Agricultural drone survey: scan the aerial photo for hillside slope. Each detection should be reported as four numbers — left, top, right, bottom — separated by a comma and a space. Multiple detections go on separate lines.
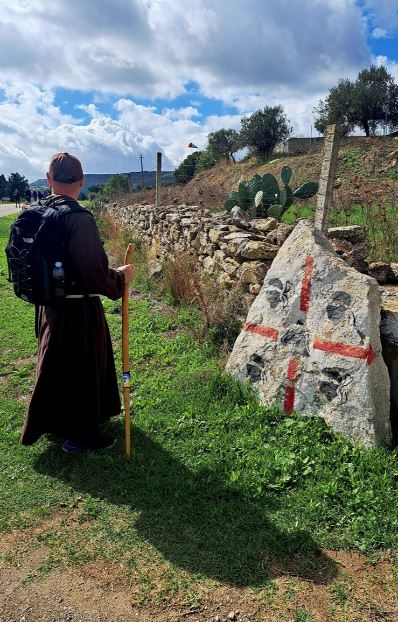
128, 137, 398, 209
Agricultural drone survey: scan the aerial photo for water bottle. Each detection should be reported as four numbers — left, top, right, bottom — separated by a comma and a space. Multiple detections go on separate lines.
53, 261, 65, 298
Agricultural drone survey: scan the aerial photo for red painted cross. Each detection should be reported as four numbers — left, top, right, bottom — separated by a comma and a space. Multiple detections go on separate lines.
244, 255, 377, 414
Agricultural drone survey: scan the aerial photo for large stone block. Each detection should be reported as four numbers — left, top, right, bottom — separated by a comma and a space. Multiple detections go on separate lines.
226, 220, 391, 447
380, 286, 398, 442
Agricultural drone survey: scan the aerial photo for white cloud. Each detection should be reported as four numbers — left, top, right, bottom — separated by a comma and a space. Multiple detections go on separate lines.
0, 0, 383, 179
365, 1, 398, 34
372, 27, 389, 39
0, 85, 242, 179
0, 0, 370, 99
75, 104, 101, 118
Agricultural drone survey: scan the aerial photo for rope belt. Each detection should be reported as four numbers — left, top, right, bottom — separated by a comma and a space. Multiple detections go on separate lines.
64, 294, 100, 299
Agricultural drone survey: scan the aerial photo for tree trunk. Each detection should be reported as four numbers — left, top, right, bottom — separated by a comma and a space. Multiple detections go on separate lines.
363, 118, 370, 137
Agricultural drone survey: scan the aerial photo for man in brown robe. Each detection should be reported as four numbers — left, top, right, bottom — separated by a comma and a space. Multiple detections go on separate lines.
21, 152, 134, 452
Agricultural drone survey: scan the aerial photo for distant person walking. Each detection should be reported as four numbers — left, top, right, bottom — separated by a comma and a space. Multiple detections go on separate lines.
13, 188, 21, 208
24, 185, 32, 204
32, 189, 38, 203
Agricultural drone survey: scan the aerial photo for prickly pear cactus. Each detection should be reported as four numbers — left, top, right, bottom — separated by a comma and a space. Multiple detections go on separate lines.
224, 167, 318, 220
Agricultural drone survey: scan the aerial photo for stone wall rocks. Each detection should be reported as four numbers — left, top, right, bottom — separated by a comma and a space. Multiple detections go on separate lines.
109, 203, 375, 302
109, 202, 299, 302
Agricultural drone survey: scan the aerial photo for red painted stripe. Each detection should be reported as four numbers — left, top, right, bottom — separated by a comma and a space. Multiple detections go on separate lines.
244, 323, 279, 341
313, 340, 377, 365
300, 256, 314, 313
284, 358, 298, 414
303, 255, 315, 278
284, 386, 295, 415
287, 358, 298, 381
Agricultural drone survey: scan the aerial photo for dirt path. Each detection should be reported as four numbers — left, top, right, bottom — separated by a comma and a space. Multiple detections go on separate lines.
0, 204, 20, 217
1, 513, 398, 622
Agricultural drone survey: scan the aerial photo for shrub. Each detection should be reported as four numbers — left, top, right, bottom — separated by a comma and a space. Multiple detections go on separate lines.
161, 252, 243, 351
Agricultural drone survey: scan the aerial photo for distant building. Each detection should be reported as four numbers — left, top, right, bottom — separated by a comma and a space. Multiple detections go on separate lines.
273, 134, 395, 157
273, 137, 324, 156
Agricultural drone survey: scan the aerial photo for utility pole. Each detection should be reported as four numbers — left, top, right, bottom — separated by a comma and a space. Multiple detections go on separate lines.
139, 154, 144, 189
155, 152, 162, 207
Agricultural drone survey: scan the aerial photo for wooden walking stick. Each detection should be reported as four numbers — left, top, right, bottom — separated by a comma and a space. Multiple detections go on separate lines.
122, 244, 134, 457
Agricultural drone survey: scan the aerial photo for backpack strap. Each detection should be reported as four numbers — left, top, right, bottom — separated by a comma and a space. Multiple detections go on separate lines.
41, 195, 89, 262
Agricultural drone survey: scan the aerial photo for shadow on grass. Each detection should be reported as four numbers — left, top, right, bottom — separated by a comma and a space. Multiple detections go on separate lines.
34, 427, 337, 588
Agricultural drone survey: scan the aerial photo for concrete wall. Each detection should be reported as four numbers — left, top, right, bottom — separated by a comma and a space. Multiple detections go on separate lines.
274, 135, 394, 156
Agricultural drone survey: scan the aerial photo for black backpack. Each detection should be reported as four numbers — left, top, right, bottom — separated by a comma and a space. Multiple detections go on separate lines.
5, 196, 87, 305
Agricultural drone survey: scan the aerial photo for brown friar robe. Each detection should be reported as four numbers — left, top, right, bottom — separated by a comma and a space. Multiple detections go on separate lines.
21, 200, 125, 445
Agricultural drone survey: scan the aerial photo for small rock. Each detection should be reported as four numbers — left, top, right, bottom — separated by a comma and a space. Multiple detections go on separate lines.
214, 249, 226, 265
251, 217, 278, 233
228, 612, 237, 621
328, 225, 367, 244
367, 261, 391, 284
249, 284, 261, 295
147, 259, 163, 277
276, 223, 294, 245
238, 240, 279, 260
218, 273, 235, 288
222, 257, 240, 276
231, 205, 252, 230
389, 263, 398, 283
209, 227, 227, 244
223, 232, 257, 241
237, 261, 269, 285
203, 256, 215, 272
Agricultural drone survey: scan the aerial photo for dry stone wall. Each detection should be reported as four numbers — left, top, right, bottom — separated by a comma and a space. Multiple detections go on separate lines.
109, 202, 369, 309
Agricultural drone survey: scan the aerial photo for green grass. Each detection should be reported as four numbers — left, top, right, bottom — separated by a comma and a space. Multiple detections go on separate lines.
283, 201, 398, 261
294, 607, 312, 622
1, 213, 398, 599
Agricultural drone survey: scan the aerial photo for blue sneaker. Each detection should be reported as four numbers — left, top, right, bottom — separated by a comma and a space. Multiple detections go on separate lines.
62, 434, 115, 453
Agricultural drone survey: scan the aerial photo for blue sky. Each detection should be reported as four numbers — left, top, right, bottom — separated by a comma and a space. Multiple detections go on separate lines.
53, 81, 237, 127
0, 0, 397, 180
